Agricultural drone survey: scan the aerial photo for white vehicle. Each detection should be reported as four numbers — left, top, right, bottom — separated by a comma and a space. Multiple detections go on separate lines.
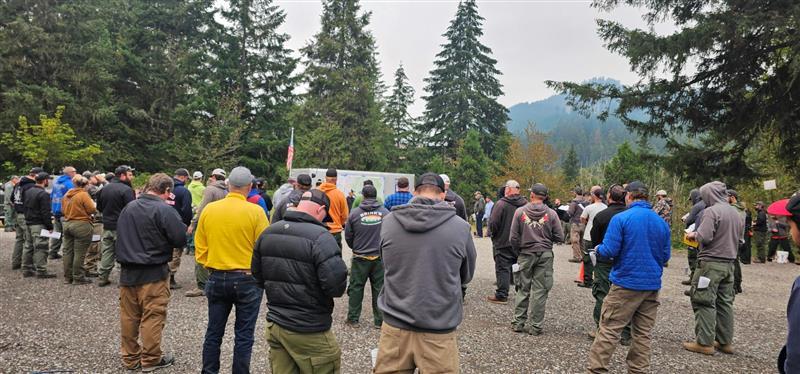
289, 168, 415, 199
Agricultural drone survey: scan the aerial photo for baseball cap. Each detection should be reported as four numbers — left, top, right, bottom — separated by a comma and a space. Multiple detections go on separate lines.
297, 174, 312, 187
362, 185, 378, 199
505, 180, 521, 189
625, 181, 648, 195
326, 168, 337, 177
175, 168, 190, 177
656, 189, 668, 196
114, 165, 134, 176
35, 172, 50, 182
726, 189, 738, 198
29, 167, 44, 175
228, 166, 253, 188
439, 174, 451, 184
301, 190, 332, 220
211, 168, 226, 178
529, 183, 548, 197
416, 172, 445, 192
193, 171, 203, 179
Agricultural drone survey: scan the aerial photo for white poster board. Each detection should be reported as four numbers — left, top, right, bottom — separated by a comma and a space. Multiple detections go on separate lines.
764, 179, 777, 190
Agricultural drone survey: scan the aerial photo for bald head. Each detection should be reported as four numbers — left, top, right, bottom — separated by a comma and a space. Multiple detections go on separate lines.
63, 166, 76, 177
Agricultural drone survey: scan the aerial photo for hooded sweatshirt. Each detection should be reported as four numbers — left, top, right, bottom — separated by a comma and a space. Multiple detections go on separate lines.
488, 194, 528, 249
319, 182, 349, 234
509, 202, 564, 255
345, 198, 390, 257
51, 174, 74, 217
685, 189, 706, 228
378, 196, 476, 333
62, 188, 96, 222
695, 181, 744, 261
12, 176, 35, 213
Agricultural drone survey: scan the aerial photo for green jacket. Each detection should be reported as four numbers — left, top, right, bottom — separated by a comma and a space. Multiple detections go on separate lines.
351, 194, 382, 210
188, 180, 206, 207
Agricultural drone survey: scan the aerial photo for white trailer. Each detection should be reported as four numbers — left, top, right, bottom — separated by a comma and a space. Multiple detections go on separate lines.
289, 168, 415, 199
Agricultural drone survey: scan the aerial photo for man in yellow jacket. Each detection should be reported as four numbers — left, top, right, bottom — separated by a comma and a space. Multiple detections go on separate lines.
319, 168, 349, 250
195, 166, 268, 373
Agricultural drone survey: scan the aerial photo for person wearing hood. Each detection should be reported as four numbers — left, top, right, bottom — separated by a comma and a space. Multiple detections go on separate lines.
587, 181, 670, 374
509, 183, 564, 335
440, 174, 468, 221
185, 168, 227, 298
683, 181, 744, 356
166, 169, 193, 290
653, 189, 673, 227
272, 177, 296, 213
4, 175, 19, 233
61, 175, 97, 285
96, 165, 136, 287
487, 180, 528, 304
49, 166, 77, 260
727, 189, 750, 294
344, 185, 390, 328
568, 188, 586, 263
373, 173, 476, 374
272, 174, 312, 223
682, 188, 707, 286
10, 169, 37, 270
319, 168, 349, 250
753, 201, 768, 262
23, 172, 57, 278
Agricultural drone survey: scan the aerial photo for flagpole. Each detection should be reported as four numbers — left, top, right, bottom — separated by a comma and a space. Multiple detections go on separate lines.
287, 127, 294, 178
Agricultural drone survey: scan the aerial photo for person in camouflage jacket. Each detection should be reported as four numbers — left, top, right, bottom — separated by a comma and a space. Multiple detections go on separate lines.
653, 190, 673, 227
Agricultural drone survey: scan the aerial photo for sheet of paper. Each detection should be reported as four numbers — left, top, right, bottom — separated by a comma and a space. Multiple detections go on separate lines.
512, 263, 520, 273
92, 235, 101, 242
558, 205, 569, 211
589, 251, 597, 266
40, 229, 61, 239
697, 276, 711, 289
685, 223, 696, 233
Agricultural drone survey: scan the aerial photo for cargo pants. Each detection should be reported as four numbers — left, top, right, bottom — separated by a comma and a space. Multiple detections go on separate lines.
98, 229, 118, 280
12, 213, 27, 268
513, 250, 554, 334
266, 321, 341, 374
689, 260, 735, 346
346, 257, 384, 326
592, 261, 631, 341
23, 223, 50, 274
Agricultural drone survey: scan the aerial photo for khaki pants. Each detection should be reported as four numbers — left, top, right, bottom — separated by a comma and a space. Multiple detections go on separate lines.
690, 260, 735, 346
266, 321, 341, 373
84, 222, 103, 273
570, 223, 584, 260
120, 278, 170, 370
374, 322, 459, 374
168, 248, 182, 274
62, 220, 93, 281
587, 285, 660, 374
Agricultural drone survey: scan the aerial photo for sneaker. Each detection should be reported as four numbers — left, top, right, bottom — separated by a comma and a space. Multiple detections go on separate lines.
97, 278, 111, 287
36, 273, 57, 279
487, 295, 508, 304
713, 341, 735, 354
620, 335, 631, 346
49, 254, 62, 260
72, 278, 93, 285
374, 323, 382, 330
126, 362, 141, 371
142, 352, 175, 372
185, 288, 205, 297
683, 341, 715, 355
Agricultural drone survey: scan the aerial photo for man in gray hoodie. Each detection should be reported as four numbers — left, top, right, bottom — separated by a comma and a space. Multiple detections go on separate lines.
344, 185, 390, 328
510, 183, 564, 335
373, 173, 476, 374
684, 181, 744, 355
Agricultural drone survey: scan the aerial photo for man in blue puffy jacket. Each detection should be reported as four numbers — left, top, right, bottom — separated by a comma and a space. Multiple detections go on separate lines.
50, 166, 76, 259
586, 181, 671, 374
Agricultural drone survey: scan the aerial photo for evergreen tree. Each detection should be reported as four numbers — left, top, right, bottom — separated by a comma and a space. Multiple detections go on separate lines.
384, 64, 416, 149
548, 0, 800, 181
293, 0, 392, 171
563, 145, 580, 181
453, 129, 493, 201
603, 142, 648, 186
421, 0, 509, 160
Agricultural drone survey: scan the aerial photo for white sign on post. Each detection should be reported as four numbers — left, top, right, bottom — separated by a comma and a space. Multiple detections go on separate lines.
764, 180, 777, 190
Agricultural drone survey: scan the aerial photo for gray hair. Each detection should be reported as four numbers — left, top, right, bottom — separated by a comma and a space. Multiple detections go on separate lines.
144, 173, 174, 195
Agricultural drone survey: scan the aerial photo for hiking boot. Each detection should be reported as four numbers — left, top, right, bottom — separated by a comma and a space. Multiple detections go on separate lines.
85, 271, 99, 278
525, 327, 542, 336
125, 362, 141, 371
142, 352, 175, 372
36, 272, 57, 279
344, 319, 359, 327
714, 341, 735, 354
63, 278, 73, 285
568, 258, 581, 263
97, 278, 111, 287
734, 285, 743, 294
72, 278, 92, 285
169, 275, 182, 290
185, 288, 205, 297
487, 295, 508, 304
684, 290, 691, 297
683, 341, 715, 355
22, 271, 35, 278
512, 324, 525, 333
49, 253, 62, 260
577, 282, 592, 288
681, 279, 691, 286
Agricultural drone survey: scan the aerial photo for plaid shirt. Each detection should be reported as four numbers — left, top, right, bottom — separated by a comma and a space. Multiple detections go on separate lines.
384, 191, 413, 211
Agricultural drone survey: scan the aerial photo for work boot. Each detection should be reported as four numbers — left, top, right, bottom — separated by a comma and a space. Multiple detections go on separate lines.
49, 253, 62, 260
682, 341, 715, 355
525, 326, 542, 336
185, 288, 205, 297
72, 278, 92, 285
85, 272, 99, 278
681, 279, 691, 286
714, 341, 735, 354
512, 324, 525, 333
487, 295, 508, 304
577, 282, 592, 288
22, 271, 35, 278
63, 278, 73, 285
734, 285, 743, 294
684, 290, 691, 297
142, 352, 175, 372
169, 275, 181, 290
36, 272, 57, 279
344, 319, 359, 327
97, 277, 111, 287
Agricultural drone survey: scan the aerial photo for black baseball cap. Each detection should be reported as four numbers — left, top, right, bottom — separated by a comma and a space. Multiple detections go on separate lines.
362, 185, 377, 199
297, 174, 312, 187
726, 189, 738, 198
115, 165, 134, 176
529, 183, 548, 197
326, 168, 337, 177
300, 190, 331, 219
35, 172, 50, 182
625, 180, 648, 195
174, 168, 190, 177
29, 167, 44, 175
415, 172, 445, 192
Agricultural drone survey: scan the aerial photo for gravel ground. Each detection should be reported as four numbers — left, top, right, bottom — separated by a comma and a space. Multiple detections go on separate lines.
0, 230, 792, 373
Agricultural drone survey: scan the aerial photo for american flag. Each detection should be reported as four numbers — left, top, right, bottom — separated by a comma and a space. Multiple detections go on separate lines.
286, 127, 294, 172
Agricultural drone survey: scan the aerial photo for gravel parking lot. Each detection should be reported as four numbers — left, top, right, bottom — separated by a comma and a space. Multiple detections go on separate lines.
0, 230, 792, 373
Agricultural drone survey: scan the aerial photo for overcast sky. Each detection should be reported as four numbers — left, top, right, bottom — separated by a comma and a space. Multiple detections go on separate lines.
275, 0, 672, 115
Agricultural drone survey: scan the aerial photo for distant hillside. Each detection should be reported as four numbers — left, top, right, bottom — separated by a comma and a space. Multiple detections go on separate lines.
507, 78, 659, 165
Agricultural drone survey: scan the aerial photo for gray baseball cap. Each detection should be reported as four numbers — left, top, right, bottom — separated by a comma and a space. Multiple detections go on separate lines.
228, 166, 253, 188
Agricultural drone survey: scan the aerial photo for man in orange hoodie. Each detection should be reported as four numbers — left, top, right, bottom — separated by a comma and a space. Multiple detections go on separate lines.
319, 168, 349, 250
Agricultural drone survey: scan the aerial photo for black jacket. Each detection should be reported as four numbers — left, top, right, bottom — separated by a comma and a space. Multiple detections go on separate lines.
445, 190, 468, 221
590, 202, 627, 249
753, 209, 767, 232
169, 178, 193, 226
116, 194, 187, 266
12, 176, 35, 213
97, 178, 135, 230
24, 185, 53, 230
488, 194, 527, 249
252, 210, 347, 333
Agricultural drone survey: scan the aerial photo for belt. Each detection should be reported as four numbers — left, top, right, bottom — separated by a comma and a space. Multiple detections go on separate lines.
208, 268, 252, 275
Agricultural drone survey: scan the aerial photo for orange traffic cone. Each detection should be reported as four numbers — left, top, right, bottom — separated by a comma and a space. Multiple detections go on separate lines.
575, 262, 584, 283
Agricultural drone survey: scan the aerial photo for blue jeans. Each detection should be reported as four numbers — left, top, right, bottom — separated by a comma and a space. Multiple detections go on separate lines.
202, 271, 263, 374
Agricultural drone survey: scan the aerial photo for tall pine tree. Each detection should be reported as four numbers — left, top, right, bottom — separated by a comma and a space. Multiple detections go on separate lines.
384, 63, 416, 149
421, 0, 509, 160
562, 145, 579, 181
292, 0, 392, 171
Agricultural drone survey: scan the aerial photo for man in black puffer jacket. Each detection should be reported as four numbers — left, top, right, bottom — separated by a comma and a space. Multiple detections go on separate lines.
252, 189, 347, 373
